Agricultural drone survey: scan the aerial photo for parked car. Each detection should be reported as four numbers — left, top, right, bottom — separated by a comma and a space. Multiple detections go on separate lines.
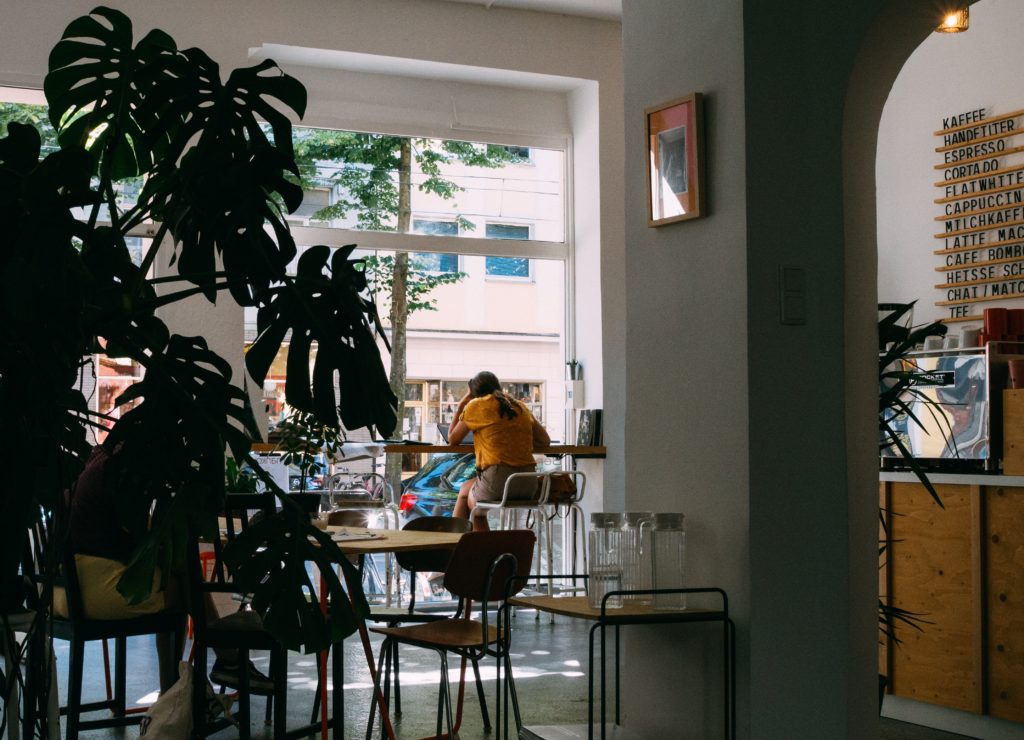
398, 452, 561, 521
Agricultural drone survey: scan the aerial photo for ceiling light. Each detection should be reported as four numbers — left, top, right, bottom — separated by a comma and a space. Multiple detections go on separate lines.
936, 7, 969, 33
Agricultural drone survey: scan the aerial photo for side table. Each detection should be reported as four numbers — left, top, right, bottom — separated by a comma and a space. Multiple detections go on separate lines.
508, 588, 735, 740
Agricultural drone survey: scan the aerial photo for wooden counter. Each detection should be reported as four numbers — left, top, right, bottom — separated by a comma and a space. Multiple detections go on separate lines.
879, 475, 1024, 723
382, 443, 606, 458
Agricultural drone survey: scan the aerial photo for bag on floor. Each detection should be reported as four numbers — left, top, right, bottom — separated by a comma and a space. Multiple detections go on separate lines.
140, 661, 192, 738
140, 661, 233, 738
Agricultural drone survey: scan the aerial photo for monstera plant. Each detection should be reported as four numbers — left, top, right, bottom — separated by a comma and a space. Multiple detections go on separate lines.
0, 6, 397, 728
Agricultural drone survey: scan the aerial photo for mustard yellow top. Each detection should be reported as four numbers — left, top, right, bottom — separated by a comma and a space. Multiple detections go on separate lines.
460, 395, 536, 470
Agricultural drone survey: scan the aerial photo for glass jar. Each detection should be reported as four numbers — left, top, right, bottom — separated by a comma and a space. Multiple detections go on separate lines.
621, 511, 654, 603
651, 512, 686, 610
588, 512, 624, 609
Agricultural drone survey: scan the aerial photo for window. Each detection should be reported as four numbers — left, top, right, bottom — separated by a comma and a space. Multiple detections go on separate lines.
485, 224, 531, 279
503, 145, 532, 162
404, 379, 545, 444
247, 122, 569, 454
412, 219, 459, 272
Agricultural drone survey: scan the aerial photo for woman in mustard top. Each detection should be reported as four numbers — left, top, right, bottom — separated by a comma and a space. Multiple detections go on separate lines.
449, 371, 550, 531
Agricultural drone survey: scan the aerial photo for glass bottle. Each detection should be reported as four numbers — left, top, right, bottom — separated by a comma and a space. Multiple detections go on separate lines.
621, 511, 654, 603
651, 512, 687, 610
588, 512, 624, 609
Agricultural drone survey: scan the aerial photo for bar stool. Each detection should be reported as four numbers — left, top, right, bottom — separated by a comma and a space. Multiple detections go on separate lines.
542, 469, 588, 581
471, 472, 554, 594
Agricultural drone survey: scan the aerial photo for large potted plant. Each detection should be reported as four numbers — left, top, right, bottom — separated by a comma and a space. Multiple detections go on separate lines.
0, 7, 396, 731
876, 302, 949, 707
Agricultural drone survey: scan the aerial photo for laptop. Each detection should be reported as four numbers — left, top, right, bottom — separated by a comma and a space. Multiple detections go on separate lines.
437, 422, 473, 444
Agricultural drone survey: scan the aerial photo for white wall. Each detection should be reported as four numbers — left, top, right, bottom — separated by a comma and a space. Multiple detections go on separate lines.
620, 0, 932, 737
877, 0, 1024, 326
620, 1, 749, 736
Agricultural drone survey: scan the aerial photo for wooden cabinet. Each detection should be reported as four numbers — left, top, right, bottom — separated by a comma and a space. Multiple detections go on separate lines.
879, 479, 1024, 723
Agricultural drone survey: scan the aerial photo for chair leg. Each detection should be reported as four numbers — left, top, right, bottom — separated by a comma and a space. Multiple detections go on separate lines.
237, 647, 251, 740
391, 640, 402, 717
114, 635, 127, 716
192, 645, 208, 737
437, 651, 454, 740
504, 651, 525, 734
365, 637, 389, 740
65, 638, 85, 740
272, 648, 287, 739
471, 656, 491, 731
331, 638, 344, 740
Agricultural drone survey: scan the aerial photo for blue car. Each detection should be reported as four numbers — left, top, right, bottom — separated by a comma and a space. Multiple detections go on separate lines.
398, 453, 562, 521
398, 453, 476, 520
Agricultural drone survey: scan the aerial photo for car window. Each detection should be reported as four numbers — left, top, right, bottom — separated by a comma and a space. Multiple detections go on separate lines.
445, 456, 477, 487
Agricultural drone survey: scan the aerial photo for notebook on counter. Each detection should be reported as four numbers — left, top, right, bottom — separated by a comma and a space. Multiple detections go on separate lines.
437, 422, 473, 444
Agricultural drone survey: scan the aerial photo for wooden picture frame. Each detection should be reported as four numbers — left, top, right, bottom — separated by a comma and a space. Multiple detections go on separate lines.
645, 92, 705, 226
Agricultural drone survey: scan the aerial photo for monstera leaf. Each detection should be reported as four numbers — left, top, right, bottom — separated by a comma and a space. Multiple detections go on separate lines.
45, 6, 306, 304
45, 6, 180, 179
154, 142, 301, 304
226, 507, 369, 652
246, 245, 398, 435
108, 334, 259, 465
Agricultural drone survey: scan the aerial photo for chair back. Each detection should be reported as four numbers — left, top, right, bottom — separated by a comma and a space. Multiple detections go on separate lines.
501, 471, 550, 505
328, 472, 393, 507
443, 530, 536, 603
189, 492, 276, 594
395, 516, 471, 574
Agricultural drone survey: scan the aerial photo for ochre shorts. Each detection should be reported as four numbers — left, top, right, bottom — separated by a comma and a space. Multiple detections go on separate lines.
53, 554, 167, 620
472, 463, 538, 503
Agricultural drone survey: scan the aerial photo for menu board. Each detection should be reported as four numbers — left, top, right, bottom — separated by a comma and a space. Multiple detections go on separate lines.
934, 106, 1024, 322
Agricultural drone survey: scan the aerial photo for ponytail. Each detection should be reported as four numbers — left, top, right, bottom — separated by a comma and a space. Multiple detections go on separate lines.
492, 390, 521, 420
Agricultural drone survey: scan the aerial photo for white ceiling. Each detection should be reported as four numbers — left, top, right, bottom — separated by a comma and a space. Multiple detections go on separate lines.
439, 0, 621, 21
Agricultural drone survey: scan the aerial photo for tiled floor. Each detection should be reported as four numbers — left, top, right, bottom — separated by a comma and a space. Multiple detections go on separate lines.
26, 611, 976, 738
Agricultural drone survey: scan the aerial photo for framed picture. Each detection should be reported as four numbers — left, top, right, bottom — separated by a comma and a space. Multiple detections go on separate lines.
645, 92, 705, 226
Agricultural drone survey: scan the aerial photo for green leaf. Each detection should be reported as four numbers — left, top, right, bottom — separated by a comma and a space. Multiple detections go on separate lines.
246, 246, 397, 435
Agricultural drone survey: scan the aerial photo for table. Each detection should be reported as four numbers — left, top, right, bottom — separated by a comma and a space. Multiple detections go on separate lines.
507, 589, 735, 740
382, 443, 606, 459
313, 526, 467, 739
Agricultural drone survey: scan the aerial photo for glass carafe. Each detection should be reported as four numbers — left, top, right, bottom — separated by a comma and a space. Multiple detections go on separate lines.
621, 511, 654, 603
651, 512, 687, 610
588, 512, 624, 609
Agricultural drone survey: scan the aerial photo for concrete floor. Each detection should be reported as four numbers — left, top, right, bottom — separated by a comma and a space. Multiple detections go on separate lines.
38, 610, 976, 739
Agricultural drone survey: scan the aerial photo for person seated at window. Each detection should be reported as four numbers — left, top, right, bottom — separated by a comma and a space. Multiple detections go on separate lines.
450, 371, 550, 531
61, 443, 272, 692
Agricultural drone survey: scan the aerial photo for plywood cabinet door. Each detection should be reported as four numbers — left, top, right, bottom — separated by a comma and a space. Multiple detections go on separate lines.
987, 486, 1024, 722
886, 483, 981, 713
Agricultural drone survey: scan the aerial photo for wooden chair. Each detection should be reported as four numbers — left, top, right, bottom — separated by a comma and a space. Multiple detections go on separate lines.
24, 515, 185, 740
375, 516, 481, 724
187, 493, 289, 739
365, 529, 536, 740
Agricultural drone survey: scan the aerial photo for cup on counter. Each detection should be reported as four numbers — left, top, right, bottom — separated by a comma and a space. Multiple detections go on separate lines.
1010, 359, 1024, 390
923, 336, 943, 351
943, 335, 960, 350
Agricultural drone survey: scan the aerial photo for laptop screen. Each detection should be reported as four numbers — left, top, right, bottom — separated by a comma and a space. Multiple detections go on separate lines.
437, 422, 473, 444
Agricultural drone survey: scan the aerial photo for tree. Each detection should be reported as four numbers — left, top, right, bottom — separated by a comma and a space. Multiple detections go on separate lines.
292, 131, 519, 479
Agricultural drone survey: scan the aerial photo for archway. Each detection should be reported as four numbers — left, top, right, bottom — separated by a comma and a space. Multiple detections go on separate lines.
842, 0, 982, 729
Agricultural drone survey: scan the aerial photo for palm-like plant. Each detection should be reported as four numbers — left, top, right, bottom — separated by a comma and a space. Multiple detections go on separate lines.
877, 302, 948, 644
0, 8, 398, 729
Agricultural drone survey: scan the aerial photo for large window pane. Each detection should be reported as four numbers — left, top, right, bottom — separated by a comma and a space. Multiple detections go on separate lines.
289, 127, 565, 244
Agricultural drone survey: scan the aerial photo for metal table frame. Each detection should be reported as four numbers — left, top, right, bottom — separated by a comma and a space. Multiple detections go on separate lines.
508, 586, 735, 740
